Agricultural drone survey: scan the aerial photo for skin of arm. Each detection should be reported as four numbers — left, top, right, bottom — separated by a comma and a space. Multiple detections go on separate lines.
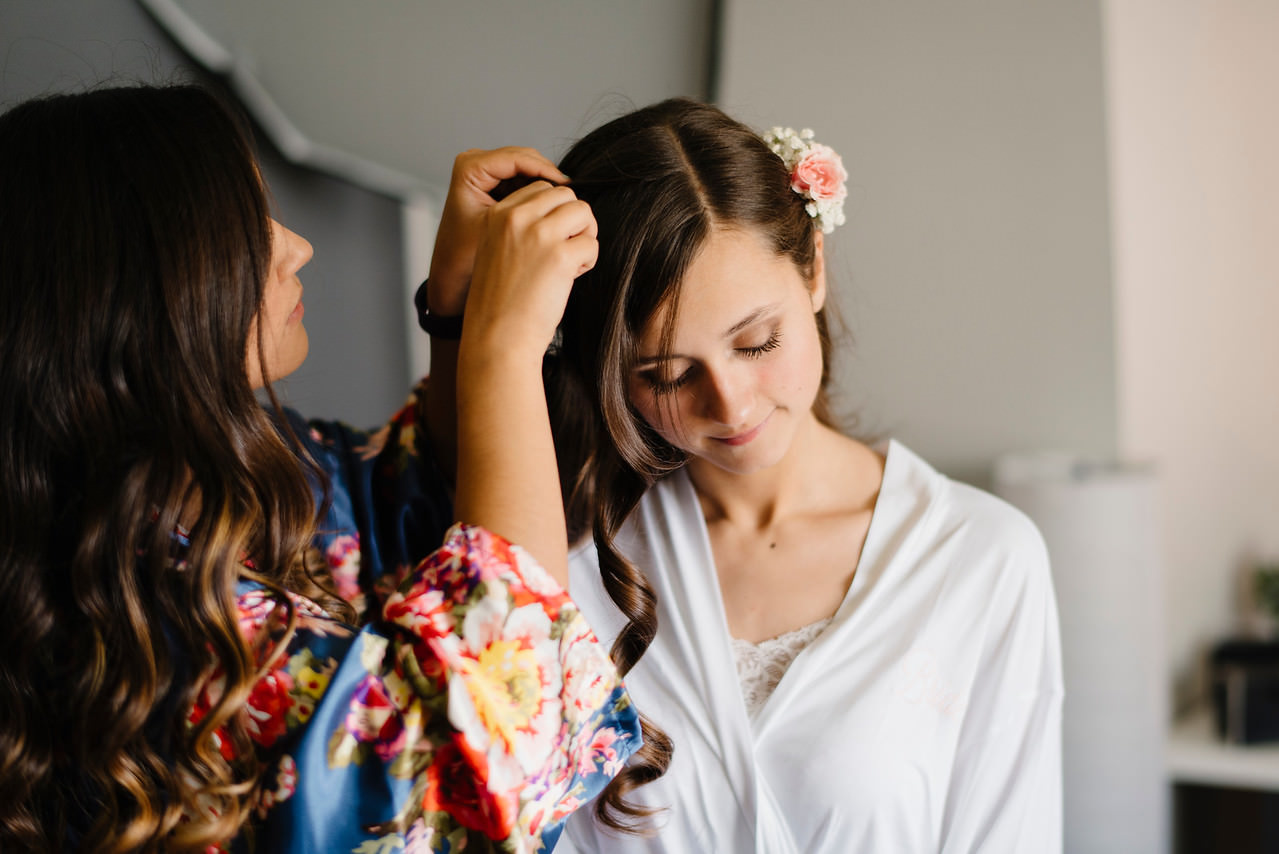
423, 148, 569, 486
450, 181, 597, 587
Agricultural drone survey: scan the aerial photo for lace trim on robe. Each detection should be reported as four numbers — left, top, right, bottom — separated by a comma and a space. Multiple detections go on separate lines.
732, 618, 832, 717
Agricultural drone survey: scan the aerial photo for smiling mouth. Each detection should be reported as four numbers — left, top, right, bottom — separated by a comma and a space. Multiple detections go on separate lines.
713, 414, 770, 446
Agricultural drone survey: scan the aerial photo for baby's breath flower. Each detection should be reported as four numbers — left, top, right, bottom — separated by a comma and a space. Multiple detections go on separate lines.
762, 126, 849, 235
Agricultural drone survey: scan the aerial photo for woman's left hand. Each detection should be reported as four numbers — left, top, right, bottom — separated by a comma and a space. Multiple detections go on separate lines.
426, 147, 569, 316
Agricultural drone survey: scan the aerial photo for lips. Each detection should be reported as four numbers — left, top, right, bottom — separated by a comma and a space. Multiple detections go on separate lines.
713, 413, 770, 446
288, 295, 305, 322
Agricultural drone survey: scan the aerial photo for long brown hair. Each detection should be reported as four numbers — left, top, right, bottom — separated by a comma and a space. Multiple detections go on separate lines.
0, 85, 328, 851
547, 98, 836, 831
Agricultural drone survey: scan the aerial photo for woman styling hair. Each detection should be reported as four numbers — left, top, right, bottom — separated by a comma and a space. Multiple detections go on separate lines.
540, 99, 1064, 853
0, 83, 638, 853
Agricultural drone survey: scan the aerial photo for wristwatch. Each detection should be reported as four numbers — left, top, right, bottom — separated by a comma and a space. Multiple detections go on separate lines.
414, 278, 464, 339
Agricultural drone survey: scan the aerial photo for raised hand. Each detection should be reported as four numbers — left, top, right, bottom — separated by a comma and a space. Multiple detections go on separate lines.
462, 180, 598, 360
427, 147, 569, 317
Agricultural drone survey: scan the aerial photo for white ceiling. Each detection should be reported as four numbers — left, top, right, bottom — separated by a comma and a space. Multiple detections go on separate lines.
140, 0, 713, 199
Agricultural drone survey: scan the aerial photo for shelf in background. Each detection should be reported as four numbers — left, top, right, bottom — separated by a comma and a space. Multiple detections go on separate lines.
1168, 707, 1279, 792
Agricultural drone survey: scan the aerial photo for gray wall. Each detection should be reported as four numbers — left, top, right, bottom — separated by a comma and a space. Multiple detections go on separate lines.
1, 0, 717, 426
159, 0, 716, 194
719, 0, 1118, 483
4, 0, 1118, 476
1, 0, 407, 427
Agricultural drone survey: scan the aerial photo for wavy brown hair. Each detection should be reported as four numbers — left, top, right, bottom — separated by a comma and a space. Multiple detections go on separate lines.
547, 98, 836, 831
0, 85, 333, 851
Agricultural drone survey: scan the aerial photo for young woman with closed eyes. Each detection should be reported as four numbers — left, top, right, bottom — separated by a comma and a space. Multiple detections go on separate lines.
539, 98, 1065, 854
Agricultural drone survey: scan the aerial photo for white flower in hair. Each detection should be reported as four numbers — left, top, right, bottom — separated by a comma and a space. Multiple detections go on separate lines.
761, 126, 848, 234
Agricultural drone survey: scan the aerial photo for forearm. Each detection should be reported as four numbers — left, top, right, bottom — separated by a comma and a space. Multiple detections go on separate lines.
453, 344, 567, 587
446, 178, 593, 589
422, 335, 459, 484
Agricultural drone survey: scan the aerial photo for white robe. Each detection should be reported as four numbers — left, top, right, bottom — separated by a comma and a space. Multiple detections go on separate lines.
558, 440, 1063, 853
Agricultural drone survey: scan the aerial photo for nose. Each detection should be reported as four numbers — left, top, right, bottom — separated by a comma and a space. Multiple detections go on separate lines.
272, 218, 314, 273
700, 365, 753, 428
285, 225, 314, 270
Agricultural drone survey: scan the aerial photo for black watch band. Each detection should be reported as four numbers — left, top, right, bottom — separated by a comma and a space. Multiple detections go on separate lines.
414, 278, 464, 339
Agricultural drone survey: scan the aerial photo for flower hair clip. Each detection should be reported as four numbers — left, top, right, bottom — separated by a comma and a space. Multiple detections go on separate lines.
761, 126, 848, 234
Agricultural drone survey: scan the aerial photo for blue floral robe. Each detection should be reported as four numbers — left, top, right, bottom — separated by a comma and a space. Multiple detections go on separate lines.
197, 380, 639, 853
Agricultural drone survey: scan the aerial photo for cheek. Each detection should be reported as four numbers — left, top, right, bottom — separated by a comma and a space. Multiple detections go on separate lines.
245, 316, 264, 388
800, 336, 825, 389
777, 322, 825, 400
626, 382, 686, 441
264, 290, 290, 339
626, 382, 664, 431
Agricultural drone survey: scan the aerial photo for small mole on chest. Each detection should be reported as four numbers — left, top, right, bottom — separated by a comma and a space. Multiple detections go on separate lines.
769, 542, 776, 549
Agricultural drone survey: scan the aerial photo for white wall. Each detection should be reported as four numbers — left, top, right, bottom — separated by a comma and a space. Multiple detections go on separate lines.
717, 0, 1118, 484
1105, 0, 1279, 705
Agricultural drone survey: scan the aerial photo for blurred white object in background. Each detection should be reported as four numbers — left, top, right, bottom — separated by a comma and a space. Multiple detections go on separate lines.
994, 453, 1167, 854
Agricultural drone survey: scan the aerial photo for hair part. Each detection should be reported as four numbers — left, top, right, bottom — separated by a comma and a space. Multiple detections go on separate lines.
0, 84, 336, 851
545, 97, 837, 832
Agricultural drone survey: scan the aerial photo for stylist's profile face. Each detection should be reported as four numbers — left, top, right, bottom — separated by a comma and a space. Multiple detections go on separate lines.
246, 218, 313, 388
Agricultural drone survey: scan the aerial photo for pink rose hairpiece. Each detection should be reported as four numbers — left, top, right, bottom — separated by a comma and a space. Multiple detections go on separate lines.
761, 126, 848, 234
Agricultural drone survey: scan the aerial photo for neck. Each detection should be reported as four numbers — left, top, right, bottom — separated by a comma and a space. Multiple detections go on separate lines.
686, 411, 831, 531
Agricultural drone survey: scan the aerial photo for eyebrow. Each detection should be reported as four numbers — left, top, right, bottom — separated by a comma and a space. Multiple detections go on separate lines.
633, 302, 782, 367
724, 303, 781, 337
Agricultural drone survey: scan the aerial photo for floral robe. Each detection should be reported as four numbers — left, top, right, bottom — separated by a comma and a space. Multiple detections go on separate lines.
189, 381, 639, 853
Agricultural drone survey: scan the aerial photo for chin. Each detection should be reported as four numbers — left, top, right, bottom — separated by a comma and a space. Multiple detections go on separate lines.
272, 347, 309, 382
704, 445, 789, 476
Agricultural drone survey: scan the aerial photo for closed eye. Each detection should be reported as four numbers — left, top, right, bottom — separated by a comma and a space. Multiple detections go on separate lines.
642, 367, 694, 395
739, 329, 782, 359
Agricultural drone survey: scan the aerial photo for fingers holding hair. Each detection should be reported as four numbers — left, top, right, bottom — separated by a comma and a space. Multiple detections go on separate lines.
465, 182, 597, 357
428, 147, 570, 315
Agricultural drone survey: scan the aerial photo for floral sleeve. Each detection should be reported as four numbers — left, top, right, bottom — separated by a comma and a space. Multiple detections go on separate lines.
299, 378, 456, 626
205, 524, 639, 854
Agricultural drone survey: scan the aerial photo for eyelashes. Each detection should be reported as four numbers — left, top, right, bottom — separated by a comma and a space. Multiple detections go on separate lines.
641, 329, 783, 394
645, 374, 691, 395
740, 329, 782, 359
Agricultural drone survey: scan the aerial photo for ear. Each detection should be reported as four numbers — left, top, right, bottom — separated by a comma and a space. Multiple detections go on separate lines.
809, 230, 828, 313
